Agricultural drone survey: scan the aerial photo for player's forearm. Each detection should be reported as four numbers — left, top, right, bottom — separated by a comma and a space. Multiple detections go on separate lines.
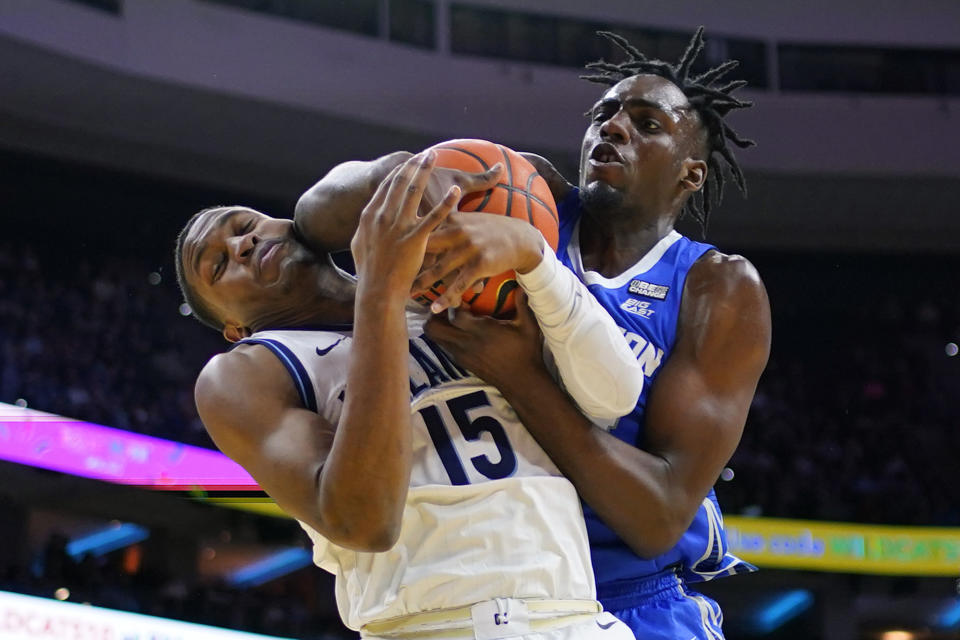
294, 151, 413, 254
318, 288, 413, 551
517, 240, 643, 419
501, 369, 686, 558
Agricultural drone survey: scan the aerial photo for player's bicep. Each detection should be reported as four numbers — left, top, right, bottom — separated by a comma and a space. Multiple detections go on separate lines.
643, 256, 770, 508
294, 152, 413, 253
644, 358, 744, 479
195, 350, 336, 528
243, 405, 336, 527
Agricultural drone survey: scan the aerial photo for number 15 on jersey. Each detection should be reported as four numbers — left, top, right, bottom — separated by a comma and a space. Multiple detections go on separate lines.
417, 390, 518, 485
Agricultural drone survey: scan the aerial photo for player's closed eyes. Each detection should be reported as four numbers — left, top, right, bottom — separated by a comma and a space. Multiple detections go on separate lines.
212, 220, 255, 281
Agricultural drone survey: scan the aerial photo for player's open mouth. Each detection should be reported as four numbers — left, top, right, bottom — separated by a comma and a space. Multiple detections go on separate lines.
588, 143, 624, 167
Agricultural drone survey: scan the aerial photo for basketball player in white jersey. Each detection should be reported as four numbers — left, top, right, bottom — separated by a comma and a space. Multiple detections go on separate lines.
174, 151, 642, 640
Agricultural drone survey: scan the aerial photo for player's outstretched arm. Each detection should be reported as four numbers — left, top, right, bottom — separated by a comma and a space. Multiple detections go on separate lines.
428, 252, 770, 557
294, 151, 502, 254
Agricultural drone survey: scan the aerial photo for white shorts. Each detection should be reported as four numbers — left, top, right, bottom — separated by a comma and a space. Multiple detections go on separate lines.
361, 610, 636, 640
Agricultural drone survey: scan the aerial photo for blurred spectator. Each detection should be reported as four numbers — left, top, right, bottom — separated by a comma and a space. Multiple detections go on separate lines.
0, 241, 221, 448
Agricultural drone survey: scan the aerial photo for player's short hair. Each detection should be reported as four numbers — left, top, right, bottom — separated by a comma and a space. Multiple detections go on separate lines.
174, 207, 226, 331
581, 27, 755, 232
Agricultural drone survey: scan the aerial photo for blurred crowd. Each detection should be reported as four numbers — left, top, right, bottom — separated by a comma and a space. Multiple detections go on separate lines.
0, 531, 347, 639
0, 241, 221, 449
719, 273, 960, 526
1, 239, 957, 526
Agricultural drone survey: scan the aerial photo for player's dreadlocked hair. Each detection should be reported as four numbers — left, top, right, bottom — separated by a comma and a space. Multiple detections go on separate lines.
581, 27, 754, 232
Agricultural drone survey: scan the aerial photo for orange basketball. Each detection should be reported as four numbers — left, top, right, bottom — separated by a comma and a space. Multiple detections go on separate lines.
415, 139, 559, 318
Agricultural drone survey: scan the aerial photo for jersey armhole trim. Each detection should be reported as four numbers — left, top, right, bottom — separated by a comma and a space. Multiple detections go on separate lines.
668, 245, 718, 351
238, 338, 319, 413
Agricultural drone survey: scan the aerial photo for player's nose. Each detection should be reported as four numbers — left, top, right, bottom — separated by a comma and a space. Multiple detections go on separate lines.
231, 233, 258, 262
599, 110, 629, 144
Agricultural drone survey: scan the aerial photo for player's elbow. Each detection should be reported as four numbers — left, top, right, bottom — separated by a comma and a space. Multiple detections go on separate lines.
560, 318, 645, 420
604, 368, 645, 419
339, 524, 402, 553
313, 498, 404, 553
576, 363, 644, 421
620, 484, 696, 558
624, 513, 689, 559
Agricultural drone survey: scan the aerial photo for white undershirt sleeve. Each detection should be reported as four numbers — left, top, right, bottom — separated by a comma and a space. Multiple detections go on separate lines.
516, 235, 644, 423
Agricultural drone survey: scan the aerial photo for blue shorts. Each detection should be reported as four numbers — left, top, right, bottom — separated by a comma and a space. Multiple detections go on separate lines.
599, 570, 725, 640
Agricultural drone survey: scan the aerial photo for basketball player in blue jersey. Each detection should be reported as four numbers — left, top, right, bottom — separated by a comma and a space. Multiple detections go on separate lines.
174, 152, 643, 640
417, 29, 773, 640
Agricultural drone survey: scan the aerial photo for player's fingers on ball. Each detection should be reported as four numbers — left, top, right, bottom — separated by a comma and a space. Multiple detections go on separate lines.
400, 151, 437, 218
414, 255, 468, 293
430, 286, 465, 314
514, 289, 530, 318
385, 152, 429, 216
436, 272, 476, 312
513, 289, 537, 330
416, 185, 459, 236
420, 252, 438, 271
411, 269, 438, 295
424, 225, 464, 254
433, 273, 480, 314
461, 162, 504, 192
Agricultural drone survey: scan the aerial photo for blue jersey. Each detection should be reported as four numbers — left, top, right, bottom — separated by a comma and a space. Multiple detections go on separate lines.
556, 189, 756, 594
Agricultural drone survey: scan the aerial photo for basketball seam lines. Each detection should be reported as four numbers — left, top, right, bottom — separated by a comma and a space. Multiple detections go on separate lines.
435, 142, 556, 224
436, 145, 490, 169
498, 144, 514, 220
495, 183, 556, 217
524, 170, 537, 225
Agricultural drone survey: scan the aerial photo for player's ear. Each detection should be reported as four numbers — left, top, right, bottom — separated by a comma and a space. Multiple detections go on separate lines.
223, 323, 251, 343
680, 159, 707, 193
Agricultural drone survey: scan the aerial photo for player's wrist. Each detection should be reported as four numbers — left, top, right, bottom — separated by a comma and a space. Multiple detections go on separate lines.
495, 363, 554, 408
516, 235, 557, 292
355, 281, 411, 311
514, 226, 546, 275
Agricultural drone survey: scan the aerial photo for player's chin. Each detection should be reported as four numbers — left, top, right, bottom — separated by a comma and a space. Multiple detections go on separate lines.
580, 180, 624, 214
266, 259, 299, 292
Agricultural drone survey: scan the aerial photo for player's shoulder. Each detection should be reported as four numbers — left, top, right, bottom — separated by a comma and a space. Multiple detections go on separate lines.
195, 343, 300, 431
687, 249, 766, 304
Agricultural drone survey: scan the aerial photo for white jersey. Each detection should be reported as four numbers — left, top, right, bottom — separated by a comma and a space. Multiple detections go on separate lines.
239, 311, 596, 632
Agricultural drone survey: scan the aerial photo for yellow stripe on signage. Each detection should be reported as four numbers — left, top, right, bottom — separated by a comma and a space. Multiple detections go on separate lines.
725, 516, 960, 576
205, 497, 288, 518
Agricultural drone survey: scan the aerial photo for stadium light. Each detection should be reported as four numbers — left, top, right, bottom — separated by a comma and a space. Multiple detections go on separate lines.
65, 523, 149, 559
227, 548, 313, 589
748, 589, 814, 634
934, 599, 960, 629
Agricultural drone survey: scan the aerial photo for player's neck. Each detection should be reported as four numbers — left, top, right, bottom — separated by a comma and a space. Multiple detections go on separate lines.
251, 299, 355, 333
250, 275, 357, 332
579, 211, 675, 278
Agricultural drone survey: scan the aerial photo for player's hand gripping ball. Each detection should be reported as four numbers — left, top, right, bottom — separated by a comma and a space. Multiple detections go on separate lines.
413, 139, 559, 318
